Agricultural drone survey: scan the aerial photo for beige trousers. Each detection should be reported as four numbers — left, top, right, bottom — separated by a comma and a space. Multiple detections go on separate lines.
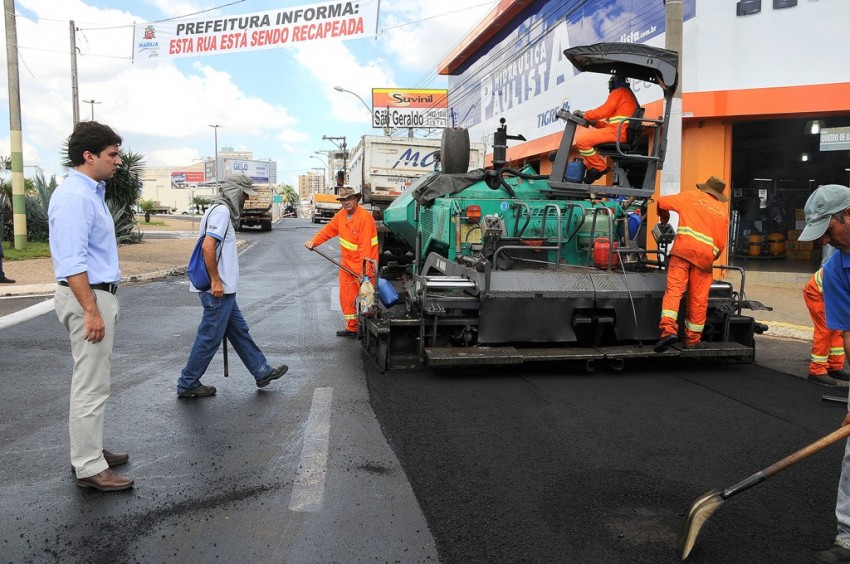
54, 286, 119, 478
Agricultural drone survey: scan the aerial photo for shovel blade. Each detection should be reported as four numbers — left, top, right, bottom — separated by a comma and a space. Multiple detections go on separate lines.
677, 490, 723, 560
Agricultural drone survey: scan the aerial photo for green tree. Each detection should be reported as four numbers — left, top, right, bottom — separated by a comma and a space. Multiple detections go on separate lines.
23, 173, 58, 242
280, 184, 298, 206
193, 195, 212, 212
138, 199, 157, 223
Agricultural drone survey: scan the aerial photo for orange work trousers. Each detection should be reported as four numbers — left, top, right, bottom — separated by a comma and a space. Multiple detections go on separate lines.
804, 283, 845, 375
659, 255, 713, 347
574, 125, 625, 172
339, 269, 360, 332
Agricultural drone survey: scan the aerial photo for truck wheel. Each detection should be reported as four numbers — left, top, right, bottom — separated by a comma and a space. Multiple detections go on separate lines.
441, 127, 471, 174
261, 221, 272, 232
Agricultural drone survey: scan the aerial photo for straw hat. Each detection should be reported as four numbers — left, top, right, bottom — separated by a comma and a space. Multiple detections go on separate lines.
696, 176, 728, 202
336, 188, 361, 201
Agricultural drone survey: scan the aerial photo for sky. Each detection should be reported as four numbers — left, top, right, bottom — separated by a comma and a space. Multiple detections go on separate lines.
0, 0, 495, 187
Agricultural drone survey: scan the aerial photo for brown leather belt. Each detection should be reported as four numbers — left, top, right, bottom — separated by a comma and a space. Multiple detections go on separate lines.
58, 281, 119, 295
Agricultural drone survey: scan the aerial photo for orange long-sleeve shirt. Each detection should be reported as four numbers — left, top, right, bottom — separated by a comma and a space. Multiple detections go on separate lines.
657, 191, 729, 272
310, 205, 379, 277
584, 87, 638, 130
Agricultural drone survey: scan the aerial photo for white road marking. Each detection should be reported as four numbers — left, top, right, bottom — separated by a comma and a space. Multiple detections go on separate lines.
0, 298, 55, 330
289, 386, 333, 513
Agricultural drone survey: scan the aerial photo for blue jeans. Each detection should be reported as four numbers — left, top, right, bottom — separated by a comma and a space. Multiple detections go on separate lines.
836, 436, 850, 549
178, 293, 274, 392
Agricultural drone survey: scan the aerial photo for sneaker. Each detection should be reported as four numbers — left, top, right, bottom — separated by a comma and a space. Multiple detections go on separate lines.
813, 544, 850, 563
256, 364, 289, 388
808, 373, 840, 386
336, 329, 357, 337
177, 384, 217, 398
654, 334, 678, 353
0, 276, 15, 284
828, 370, 850, 382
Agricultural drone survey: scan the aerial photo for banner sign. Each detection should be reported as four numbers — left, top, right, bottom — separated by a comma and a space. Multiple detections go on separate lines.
223, 159, 270, 183
133, 0, 379, 61
372, 89, 449, 129
171, 171, 206, 188
820, 127, 850, 152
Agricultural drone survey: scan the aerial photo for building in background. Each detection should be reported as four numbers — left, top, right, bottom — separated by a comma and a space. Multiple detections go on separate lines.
298, 172, 325, 201
139, 147, 278, 211
440, 0, 850, 272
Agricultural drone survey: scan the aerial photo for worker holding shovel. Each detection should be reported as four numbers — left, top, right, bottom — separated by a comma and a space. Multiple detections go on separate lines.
796, 184, 850, 563
305, 188, 378, 337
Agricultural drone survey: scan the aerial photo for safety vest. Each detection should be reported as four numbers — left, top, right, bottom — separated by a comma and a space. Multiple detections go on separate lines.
310, 205, 379, 276
584, 87, 638, 138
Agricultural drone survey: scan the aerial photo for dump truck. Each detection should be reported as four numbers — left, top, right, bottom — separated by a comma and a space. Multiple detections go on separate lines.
311, 192, 342, 223
348, 135, 487, 211
357, 42, 770, 371
239, 183, 273, 231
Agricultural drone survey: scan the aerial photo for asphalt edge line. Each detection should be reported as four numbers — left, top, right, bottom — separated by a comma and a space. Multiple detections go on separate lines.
289, 387, 333, 513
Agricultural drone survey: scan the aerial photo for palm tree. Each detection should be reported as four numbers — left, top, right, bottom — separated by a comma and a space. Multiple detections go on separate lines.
139, 199, 157, 223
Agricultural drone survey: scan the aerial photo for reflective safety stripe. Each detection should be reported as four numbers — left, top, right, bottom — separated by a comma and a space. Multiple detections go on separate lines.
815, 268, 824, 293
830, 347, 845, 357
677, 226, 720, 256
812, 354, 829, 363
344, 313, 358, 320
685, 319, 704, 332
339, 237, 358, 251
371, 236, 378, 247
579, 148, 597, 157
608, 115, 628, 123
661, 309, 678, 320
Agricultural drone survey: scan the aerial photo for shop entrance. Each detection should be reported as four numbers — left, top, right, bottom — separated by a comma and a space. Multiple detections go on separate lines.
729, 115, 850, 275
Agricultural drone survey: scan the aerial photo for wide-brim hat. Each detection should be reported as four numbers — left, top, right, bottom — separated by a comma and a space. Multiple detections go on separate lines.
336, 188, 361, 201
696, 176, 728, 202
799, 184, 850, 241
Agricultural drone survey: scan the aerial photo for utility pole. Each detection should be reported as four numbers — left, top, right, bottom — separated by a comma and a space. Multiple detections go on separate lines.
5, 0, 27, 249
661, 0, 684, 198
321, 135, 347, 192
70, 20, 79, 125
209, 124, 221, 189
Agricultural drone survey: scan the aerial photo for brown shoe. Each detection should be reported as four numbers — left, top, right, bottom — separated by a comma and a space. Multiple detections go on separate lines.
76, 468, 134, 491
103, 449, 129, 467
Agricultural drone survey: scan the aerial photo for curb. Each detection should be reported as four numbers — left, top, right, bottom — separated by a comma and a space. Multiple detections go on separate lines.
0, 267, 187, 298
757, 320, 814, 342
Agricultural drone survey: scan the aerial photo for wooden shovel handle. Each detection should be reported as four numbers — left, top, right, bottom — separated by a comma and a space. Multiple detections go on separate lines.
763, 423, 850, 478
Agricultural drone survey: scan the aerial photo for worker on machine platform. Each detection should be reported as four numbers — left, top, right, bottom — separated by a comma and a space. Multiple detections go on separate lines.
572, 73, 638, 185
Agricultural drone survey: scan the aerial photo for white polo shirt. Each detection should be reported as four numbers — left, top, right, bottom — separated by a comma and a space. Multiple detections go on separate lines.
190, 204, 239, 294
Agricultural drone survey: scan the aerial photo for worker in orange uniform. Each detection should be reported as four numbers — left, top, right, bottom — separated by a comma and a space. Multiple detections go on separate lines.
654, 176, 730, 352
305, 188, 379, 337
573, 73, 638, 185
804, 267, 850, 385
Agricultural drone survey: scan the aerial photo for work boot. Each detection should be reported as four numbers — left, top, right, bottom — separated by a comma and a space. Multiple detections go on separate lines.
177, 384, 217, 398
828, 370, 850, 382
0, 276, 15, 283
813, 544, 850, 563
583, 167, 610, 184
808, 373, 840, 386
336, 329, 357, 337
654, 334, 677, 353
256, 364, 289, 388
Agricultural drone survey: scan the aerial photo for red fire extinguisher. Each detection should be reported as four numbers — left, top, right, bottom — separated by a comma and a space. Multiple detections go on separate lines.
593, 237, 620, 269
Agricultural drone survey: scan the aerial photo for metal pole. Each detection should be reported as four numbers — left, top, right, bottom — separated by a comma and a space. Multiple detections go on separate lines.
5, 0, 27, 249
661, 0, 684, 201
209, 124, 221, 188
70, 20, 79, 125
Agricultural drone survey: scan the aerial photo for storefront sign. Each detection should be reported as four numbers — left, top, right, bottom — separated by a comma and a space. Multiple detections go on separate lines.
820, 127, 850, 152
372, 89, 448, 129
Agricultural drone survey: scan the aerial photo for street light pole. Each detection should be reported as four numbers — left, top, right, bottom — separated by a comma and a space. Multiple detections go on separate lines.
310, 155, 329, 190
334, 85, 391, 136
209, 124, 221, 189
82, 99, 101, 121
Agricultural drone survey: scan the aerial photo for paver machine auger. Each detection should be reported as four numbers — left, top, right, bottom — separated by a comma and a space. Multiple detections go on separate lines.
359, 42, 769, 371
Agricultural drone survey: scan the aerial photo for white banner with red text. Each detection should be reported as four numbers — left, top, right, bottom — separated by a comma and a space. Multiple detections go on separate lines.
133, 0, 379, 61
